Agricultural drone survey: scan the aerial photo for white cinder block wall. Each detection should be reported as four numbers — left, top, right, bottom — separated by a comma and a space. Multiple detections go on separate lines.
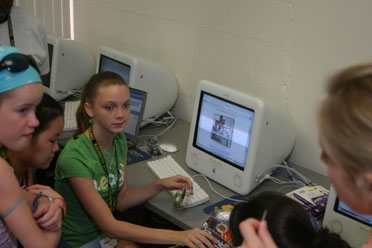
75, 0, 372, 176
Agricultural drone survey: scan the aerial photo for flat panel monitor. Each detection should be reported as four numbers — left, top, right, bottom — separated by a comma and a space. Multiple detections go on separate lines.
124, 88, 147, 148
323, 186, 372, 247
186, 80, 296, 195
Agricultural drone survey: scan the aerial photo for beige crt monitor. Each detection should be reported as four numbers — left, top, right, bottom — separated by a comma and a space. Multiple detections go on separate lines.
323, 186, 372, 248
41, 36, 96, 101
97, 46, 178, 121
186, 80, 296, 195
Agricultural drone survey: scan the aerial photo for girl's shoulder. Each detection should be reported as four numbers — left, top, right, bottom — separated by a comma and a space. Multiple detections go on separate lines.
59, 134, 92, 158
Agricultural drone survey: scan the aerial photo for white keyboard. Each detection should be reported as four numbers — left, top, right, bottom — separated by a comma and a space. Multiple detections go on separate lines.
63, 101, 80, 131
147, 155, 209, 208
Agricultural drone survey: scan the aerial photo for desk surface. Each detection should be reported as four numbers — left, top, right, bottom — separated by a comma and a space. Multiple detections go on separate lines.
126, 120, 330, 230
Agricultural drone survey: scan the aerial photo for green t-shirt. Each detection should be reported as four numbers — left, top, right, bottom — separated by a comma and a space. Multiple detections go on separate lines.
55, 133, 127, 247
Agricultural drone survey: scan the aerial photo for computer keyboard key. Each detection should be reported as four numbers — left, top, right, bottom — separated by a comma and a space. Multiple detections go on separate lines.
63, 101, 80, 131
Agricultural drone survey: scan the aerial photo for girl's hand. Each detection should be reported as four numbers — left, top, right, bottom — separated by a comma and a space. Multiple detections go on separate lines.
157, 175, 193, 193
26, 185, 65, 231
26, 184, 61, 199
32, 198, 62, 231
176, 228, 217, 248
238, 218, 277, 248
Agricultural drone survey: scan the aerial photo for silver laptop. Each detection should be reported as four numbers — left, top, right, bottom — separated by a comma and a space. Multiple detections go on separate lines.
124, 88, 147, 149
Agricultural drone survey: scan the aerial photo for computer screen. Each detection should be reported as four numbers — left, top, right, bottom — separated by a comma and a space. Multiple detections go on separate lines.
323, 186, 372, 247
40, 43, 53, 88
99, 54, 130, 85
124, 88, 147, 140
186, 80, 296, 195
335, 198, 372, 227
42, 35, 96, 101
194, 91, 254, 170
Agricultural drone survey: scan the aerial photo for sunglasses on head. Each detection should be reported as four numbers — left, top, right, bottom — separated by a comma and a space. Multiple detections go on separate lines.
0, 53, 40, 74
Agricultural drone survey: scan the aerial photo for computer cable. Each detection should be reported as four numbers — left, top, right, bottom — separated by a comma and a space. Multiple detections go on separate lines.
140, 111, 178, 139
192, 174, 247, 203
255, 163, 314, 186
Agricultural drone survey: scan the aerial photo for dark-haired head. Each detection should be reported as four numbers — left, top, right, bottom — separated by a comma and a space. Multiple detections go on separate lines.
34, 93, 64, 137
229, 191, 351, 248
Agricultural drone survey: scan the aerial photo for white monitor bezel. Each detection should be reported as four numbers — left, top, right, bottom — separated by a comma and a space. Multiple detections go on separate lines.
97, 46, 138, 87
186, 80, 266, 195
323, 186, 371, 247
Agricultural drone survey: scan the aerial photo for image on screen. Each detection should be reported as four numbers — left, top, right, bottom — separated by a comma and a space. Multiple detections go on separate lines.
124, 90, 145, 138
193, 91, 254, 170
99, 55, 131, 85
335, 198, 372, 227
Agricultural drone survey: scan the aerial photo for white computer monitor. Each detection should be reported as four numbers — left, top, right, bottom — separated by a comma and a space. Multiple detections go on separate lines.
323, 186, 372, 247
186, 80, 296, 195
41, 35, 96, 101
97, 46, 178, 121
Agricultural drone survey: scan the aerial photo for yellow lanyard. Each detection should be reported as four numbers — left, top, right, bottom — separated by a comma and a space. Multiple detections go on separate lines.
88, 125, 119, 212
7, 16, 15, 47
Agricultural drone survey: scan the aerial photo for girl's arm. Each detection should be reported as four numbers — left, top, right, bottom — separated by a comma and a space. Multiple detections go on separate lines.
0, 162, 60, 248
26, 185, 65, 231
116, 161, 193, 211
68, 177, 216, 248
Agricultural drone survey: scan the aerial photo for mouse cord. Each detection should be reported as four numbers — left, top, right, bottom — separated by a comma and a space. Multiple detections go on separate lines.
191, 174, 247, 203
154, 115, 177, 139
139, 112, 177, 139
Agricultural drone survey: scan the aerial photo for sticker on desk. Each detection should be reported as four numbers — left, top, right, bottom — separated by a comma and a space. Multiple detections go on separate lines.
203, 195, 246, 215
127, 147, 152, 165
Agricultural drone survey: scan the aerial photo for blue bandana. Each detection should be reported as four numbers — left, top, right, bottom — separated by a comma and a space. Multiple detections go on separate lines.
0, 46, 41, 93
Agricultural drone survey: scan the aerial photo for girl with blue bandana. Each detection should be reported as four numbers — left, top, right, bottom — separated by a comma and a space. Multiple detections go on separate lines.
0, 46, 60, 247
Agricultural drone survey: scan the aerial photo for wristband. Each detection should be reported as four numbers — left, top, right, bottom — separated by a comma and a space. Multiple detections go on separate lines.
53, 197, 67, 217
32, 192, 53, 213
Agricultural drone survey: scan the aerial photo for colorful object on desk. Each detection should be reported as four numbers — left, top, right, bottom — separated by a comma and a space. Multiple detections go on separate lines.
173, 184, 188, 209
286, 185, 329, 223
203, 195, 245, 215
202, 213, 233, 247
127, 147, 152, 165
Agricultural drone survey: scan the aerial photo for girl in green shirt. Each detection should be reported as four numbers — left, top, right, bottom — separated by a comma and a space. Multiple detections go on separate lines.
55, 71, 216, 248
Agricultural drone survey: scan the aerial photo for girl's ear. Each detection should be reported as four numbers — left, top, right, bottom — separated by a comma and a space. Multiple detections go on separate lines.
84, 102, 94, 118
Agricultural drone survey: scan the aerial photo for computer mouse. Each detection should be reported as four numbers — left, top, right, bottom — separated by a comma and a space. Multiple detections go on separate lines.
159, 143, 178, 153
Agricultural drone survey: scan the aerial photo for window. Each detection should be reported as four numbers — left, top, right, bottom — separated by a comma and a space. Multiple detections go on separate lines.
15, 0, 73, 39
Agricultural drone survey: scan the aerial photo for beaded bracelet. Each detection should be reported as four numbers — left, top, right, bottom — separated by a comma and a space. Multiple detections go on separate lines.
53, 197, 67, 217
32, 192, 53, 213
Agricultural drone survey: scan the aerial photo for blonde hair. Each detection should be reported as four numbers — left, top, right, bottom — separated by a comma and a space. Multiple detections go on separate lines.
318, 62, 372, 181
73, 71, 128, 139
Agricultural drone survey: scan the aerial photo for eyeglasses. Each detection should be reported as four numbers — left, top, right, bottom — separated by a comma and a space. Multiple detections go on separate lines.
0, 53, 40, 74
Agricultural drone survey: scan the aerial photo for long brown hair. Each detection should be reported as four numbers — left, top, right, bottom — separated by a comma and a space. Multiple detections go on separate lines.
73, 71, 127, 139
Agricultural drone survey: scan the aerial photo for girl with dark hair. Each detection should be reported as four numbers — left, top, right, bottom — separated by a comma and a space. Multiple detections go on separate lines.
2, 93, 64, 188
230, 192, 351, 248
55, 71, 216, 248
1, 92, 66, 232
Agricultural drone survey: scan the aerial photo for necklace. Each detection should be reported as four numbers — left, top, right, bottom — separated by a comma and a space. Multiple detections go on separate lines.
88, 124, 119, 213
